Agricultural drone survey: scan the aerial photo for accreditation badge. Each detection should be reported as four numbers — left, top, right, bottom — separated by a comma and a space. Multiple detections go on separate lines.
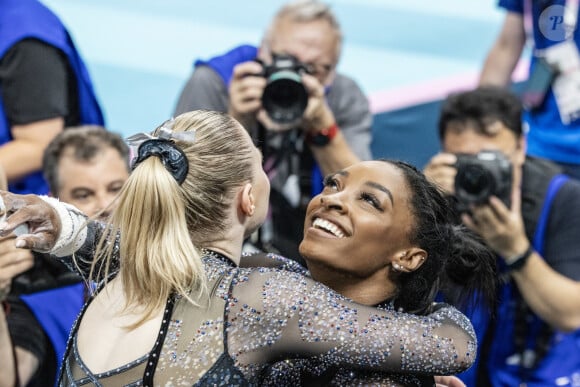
545, 40, 580, 124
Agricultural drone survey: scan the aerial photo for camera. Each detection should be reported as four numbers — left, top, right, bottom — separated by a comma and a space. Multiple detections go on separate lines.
454, 150, 512, 212
259, 54, 310, 125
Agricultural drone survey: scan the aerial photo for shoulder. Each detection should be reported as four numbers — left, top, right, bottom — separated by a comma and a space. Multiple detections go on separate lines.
328, 73, 366, 97
326, 73, 371, 123
195, 44, 257, 67
552, 176, 580, 208
191, 64, 223, 83
0, 0, 68, 56
1, 39, 66, 67
522, 157, 564, 204
524, 156, 580, 204
193, 44, 257, 85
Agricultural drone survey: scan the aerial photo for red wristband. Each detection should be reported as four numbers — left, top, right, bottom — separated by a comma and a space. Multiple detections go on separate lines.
306, 123, 339, 147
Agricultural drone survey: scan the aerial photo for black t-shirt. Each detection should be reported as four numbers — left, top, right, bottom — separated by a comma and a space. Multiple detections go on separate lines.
6, 296, 56, 387
521, 157, 580, 281
6, 256, 82, 387
0, 38, 80, 127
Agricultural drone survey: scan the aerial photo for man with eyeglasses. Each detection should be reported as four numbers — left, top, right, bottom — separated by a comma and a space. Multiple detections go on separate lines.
174, 0, 372, 264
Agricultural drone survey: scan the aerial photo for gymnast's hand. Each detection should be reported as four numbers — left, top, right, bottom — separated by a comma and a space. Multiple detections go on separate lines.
0, 191, 61, 253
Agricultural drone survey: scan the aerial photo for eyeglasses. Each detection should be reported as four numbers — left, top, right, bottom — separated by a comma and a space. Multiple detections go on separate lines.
269, 51, 335, 79
303, 62, 334, 79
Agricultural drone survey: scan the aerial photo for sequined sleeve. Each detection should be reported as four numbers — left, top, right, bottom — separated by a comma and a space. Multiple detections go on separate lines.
227, 268, 476, 380
239, 252, 309, 275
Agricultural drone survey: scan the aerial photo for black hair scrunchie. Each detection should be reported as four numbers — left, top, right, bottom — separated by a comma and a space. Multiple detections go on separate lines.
133, 139, 189, 184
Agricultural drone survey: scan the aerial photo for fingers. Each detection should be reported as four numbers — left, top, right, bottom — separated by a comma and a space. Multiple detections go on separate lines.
0, 204, 41, 235
423, 153, 458, 194
1, 191, 34, 214
461, 211, 478, 232
0, 255, 34, 281
466, 198, 529, 256
301, 73, 324, 98
0, 244, 34, 284
0, 195, 60, 252
300, 73, 336, 130
488, 195, 511, 223
15, 232, 58, 252
511, 182, 522, 213
229, 61, 266, 117
434, 375, 466, 387
469, 203, 500, 231
429, 152, 457, 166
232, 60, 263, 79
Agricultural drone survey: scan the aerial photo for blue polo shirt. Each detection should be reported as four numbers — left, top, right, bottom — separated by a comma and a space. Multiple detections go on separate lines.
500, 0, 580, 165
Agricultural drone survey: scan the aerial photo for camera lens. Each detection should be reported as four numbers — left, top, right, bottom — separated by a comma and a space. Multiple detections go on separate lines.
455, 164, 495, 203
262, 70, 308, 124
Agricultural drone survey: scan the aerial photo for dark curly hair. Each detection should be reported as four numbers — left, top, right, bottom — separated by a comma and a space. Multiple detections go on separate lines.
383, 159, 497, 314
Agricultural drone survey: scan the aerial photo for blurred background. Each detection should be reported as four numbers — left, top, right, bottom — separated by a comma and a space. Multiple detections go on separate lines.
42, 0, 520, 167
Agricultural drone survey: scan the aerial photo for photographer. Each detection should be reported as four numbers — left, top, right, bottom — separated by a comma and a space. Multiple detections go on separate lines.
174, 0, 371, 263
424, 86, 580, 386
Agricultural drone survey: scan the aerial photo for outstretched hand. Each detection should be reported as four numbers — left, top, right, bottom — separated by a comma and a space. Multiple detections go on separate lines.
0, 191, 61, 252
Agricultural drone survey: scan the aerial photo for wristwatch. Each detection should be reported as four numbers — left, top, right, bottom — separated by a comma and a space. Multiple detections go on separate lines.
505, 245, 534, 272
306, 123, 339, 147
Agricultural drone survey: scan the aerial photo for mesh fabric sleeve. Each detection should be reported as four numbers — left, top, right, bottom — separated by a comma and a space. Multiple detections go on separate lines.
239, 252, 309, 275
227, 268, 476, 379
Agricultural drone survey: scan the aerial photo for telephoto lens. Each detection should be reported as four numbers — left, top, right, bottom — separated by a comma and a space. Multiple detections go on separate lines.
261, 54, 309, 125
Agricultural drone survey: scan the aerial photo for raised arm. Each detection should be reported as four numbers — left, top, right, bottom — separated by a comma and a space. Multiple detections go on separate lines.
511, 254, 580, 332
479, 11, 526, 86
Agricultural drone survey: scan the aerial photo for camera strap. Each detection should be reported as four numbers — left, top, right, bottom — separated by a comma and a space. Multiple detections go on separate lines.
256, 123, 290, 171
254, 124, 309, 252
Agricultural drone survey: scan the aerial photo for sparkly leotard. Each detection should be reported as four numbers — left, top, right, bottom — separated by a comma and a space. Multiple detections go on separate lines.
56, 244, 476, 386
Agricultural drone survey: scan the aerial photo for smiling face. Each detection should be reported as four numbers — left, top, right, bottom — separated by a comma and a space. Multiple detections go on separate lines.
300, 160, 417, 280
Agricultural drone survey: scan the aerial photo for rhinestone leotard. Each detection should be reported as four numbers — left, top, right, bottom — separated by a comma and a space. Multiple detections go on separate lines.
57, 246, 475, 386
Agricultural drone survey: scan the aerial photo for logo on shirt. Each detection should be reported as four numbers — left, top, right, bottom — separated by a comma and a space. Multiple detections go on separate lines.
539, 5, 576, 42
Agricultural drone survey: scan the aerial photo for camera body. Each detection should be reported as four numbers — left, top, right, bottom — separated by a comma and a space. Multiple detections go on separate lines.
259, 54, 310, 125
454, 150, 512, 212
